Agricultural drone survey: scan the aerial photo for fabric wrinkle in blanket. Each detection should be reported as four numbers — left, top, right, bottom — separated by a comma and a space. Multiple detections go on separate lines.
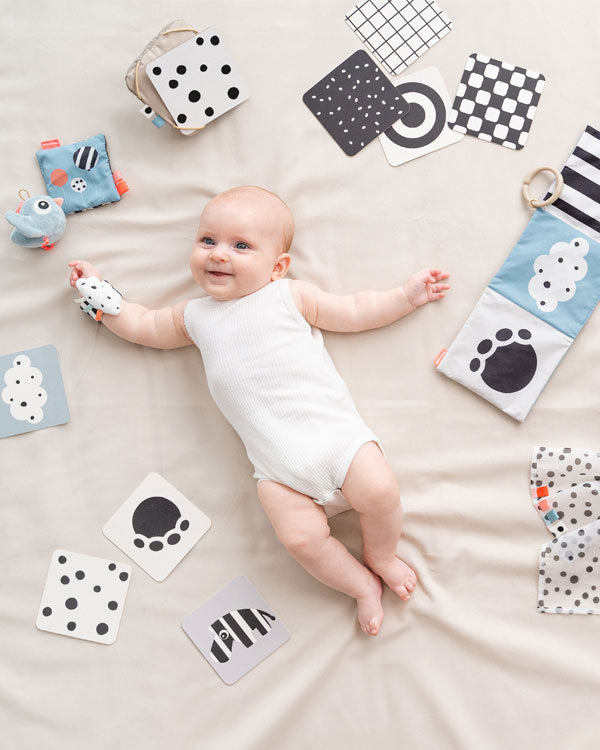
437, 125, 600, 420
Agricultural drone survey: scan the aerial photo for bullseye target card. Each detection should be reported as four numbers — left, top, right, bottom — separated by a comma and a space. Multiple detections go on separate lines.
146, 26, 250, 134
103, 473, 211, 581
379, 66, 462, 166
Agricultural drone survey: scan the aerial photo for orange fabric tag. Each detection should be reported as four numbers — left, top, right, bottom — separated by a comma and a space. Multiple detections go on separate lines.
434, 348, 447, 367
41, 139, 61, 149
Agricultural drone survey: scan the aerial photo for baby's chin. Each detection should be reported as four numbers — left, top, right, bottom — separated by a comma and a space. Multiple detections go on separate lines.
199, 276, 270, 301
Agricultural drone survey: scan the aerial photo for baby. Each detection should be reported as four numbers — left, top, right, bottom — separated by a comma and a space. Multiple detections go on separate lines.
68, 186, 450, 636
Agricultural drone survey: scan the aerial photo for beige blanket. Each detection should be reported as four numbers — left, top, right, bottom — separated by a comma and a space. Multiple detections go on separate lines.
2, 1, 600, 747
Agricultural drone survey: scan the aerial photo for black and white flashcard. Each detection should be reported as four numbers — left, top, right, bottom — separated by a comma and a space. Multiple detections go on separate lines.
146, 26, 250, 135
36, 549, 131, 644
345, 0, 453, 75
0, 345, 69, 439
379, 66, 462, 165
103, 473, 211, 582
448, 53, 545, 150
436, 287, 572, 421
303, 49, 410, 156
181, 576, 290, 685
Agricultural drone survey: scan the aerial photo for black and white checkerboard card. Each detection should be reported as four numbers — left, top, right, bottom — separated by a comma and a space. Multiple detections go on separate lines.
448, 53, 545, 150
345, 0, 453, 76
303, 50, 409, 155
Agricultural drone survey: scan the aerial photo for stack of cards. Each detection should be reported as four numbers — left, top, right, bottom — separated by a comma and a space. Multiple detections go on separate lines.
303, 49, 409, 155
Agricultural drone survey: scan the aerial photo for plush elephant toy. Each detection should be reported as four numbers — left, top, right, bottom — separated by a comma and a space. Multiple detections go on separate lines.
5, 193, 66, 250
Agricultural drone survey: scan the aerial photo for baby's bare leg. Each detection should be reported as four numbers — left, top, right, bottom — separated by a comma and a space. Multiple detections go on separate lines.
341, 442, 417, 600
257, 480, 384, 635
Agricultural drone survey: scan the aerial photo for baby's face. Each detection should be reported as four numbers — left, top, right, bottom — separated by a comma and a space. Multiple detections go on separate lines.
190, 188, 292, 301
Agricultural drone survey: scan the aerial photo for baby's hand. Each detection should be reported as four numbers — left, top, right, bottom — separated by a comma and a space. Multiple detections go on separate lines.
403, 268, 450, 309
68, 260, 103, 289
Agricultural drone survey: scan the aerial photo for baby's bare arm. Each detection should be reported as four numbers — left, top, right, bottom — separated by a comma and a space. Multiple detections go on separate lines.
68, 260, 193, 349
290, 269, 449, 333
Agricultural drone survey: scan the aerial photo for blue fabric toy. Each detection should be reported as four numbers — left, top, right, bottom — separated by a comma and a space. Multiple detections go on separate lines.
36, 134, 128, 215
5, 192, 66, 250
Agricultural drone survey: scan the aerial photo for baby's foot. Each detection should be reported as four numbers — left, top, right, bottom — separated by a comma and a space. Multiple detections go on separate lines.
365, 556, 417, 601
356, 572, 384, 636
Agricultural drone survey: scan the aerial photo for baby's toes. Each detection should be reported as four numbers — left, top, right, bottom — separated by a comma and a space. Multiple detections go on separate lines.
393, 584, 410, 600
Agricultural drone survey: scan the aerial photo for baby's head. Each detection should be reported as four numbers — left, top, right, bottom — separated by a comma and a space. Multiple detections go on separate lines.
190, 186, 294, 300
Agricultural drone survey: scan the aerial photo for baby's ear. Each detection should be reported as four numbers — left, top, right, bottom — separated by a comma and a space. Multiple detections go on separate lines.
271, 253, 291, 281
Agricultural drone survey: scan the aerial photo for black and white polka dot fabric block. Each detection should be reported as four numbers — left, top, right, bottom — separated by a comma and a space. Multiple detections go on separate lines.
146, 26, 250, 135
448, 53, 545, 150
303, 50, 409, 156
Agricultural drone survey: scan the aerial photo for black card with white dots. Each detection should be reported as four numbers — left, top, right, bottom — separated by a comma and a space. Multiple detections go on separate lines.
146, 26, 250, 134
448, 53, 545, 150
303, 50, 409, 155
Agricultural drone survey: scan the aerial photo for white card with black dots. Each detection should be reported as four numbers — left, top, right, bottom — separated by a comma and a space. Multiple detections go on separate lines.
36, 549, 131, 644
146, 27, 250, 134
103, 473, 211, 582
448, 53, 545, 150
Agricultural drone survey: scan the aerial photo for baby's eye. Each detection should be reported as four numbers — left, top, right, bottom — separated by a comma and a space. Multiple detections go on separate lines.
201, 237, 215, 245
235, 242, 249, 250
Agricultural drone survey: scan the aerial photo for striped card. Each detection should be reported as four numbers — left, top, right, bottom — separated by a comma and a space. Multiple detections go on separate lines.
545, 125, 600, 241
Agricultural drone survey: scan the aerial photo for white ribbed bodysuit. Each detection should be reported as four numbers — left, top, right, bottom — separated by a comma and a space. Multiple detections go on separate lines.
184, 278, 382, 516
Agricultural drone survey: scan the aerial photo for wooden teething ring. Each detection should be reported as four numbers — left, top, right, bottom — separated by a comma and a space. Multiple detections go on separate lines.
522, 166, 564, 209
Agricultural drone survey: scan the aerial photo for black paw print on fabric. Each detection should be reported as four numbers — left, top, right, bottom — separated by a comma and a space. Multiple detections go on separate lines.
469, 327, 537, 393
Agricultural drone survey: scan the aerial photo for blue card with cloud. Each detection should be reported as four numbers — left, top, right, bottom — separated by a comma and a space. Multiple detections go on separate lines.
0, 345, 70, 438
489, 209, 600, 339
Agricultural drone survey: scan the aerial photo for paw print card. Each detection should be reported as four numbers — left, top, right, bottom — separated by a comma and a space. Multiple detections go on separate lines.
146, 27, 250, 134
103, 473, 211, 581
436, 288, 572, 421
0, 345, 69, 439
181, 576, 290, 684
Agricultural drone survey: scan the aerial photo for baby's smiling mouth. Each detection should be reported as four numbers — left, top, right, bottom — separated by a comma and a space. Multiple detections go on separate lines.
207, 269, 233, 277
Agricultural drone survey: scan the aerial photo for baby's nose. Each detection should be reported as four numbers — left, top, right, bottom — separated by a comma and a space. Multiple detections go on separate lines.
210, 245, 229, 261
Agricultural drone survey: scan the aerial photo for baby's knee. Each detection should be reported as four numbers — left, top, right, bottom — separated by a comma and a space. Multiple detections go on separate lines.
278, 522, 330, 558
361, 478, 401, 516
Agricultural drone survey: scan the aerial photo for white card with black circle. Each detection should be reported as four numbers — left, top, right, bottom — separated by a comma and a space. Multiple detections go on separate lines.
36, 549, 131, 645
103, 473, 211, 582
181, 576, 290, 685
379, 66, 463, 166
146, 27, 250, 134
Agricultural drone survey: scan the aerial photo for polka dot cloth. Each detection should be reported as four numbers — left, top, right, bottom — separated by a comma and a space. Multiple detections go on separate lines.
538, 521, 600, 614
530, 445, 600, 614
448, 53, 545, 150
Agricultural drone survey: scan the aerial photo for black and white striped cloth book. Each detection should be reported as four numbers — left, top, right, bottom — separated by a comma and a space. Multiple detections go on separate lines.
544, 125, 600, 241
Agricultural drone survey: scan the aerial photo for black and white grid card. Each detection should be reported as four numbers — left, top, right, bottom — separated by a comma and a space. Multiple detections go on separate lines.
103, 473, 211, 582
36, 549, 131, 645
303, 50, 409, 156
146, 26, 250, 135
345, 0, 453, 76
448, 54, 545, 150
